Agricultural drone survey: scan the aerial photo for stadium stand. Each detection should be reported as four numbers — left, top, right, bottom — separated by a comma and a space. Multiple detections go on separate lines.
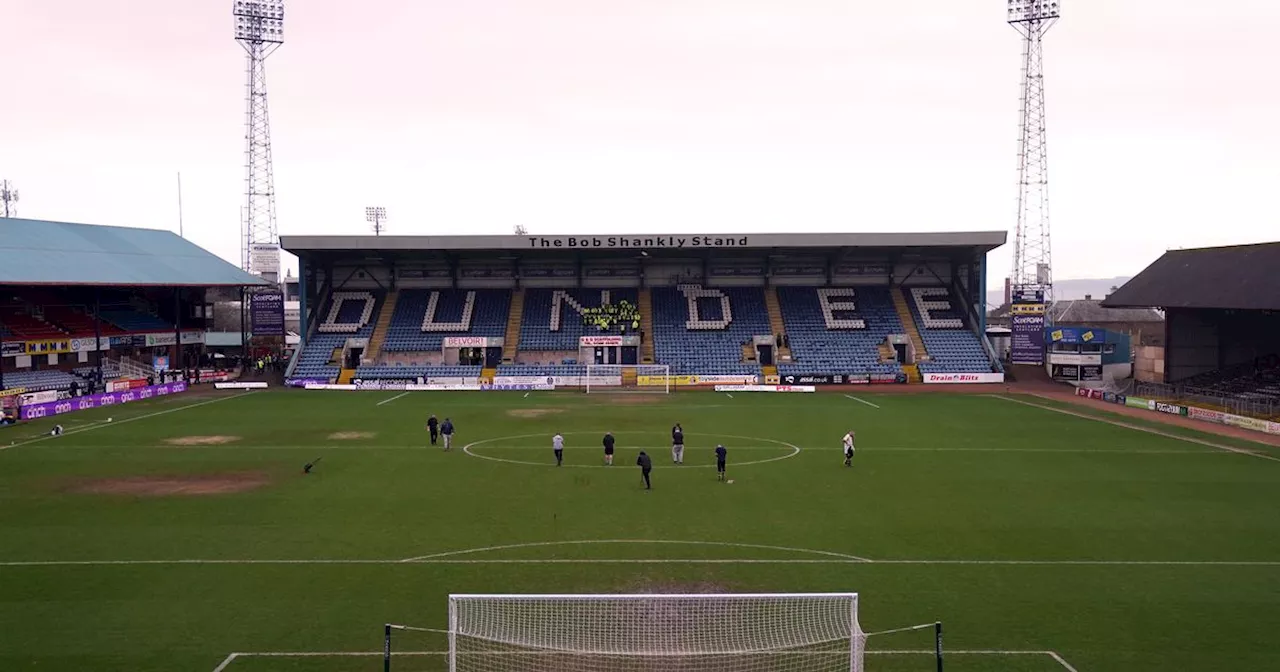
1, 369, 80, 392
0, 309, 66, 339
42, 306, 127, 337
518, 288, 639, 351
98, 308, 173, 333
291, 292, 384, 381
651, 285, 768, 376
775, 286, 904, 377
1176, 355, 1280, 405
906, 287, 996, 374
380, 289, 510, 351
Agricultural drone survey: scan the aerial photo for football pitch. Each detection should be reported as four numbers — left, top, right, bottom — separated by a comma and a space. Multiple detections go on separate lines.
2, 388, 1279, 671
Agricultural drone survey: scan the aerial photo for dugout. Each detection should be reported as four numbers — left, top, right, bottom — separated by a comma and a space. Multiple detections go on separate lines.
1103, 242, 1280, 383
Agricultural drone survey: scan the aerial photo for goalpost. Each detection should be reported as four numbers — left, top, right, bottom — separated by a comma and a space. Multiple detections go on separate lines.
444, 593, 865, 672
584, 364, 671, 394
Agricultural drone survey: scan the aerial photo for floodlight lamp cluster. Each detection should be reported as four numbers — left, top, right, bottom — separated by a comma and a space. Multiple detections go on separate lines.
234, 0, 285, 43
365, 207, 387, 221
1008, 0, 1060, 23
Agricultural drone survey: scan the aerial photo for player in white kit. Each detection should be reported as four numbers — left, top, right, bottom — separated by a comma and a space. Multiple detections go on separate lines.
843, 430, 855, 467
553, 433, 565, 466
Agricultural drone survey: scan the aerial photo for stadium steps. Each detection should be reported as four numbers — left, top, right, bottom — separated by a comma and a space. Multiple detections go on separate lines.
337, 368, 356, 385
481, 366, 497, 383
763, 287, 792, 363
364, 289, 399, 364
740, 342, 756, 363
902, 363, 921, 384
502, 289, 525, 363
621, 367, 638, 387
892, 288, 929, 362
878, 341, 896, 363
638, 289, 655, 364
762, 364, 778, 379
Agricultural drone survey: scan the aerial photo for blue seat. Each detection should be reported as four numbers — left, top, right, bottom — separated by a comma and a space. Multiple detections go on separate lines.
776, 287, 904, 377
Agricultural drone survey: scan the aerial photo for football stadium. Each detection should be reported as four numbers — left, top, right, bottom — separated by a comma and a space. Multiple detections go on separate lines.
2, 218, 1279, 671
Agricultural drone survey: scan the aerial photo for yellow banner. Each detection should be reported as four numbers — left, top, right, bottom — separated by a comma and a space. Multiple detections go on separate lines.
765, 375, 780, 385
1011, 303, 1046, 315
25, 339, 72, 355
638, 375, 702, 387
0, 387, 28, 398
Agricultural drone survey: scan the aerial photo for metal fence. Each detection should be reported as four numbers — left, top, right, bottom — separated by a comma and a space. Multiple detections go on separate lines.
1135, 381, 1280, 420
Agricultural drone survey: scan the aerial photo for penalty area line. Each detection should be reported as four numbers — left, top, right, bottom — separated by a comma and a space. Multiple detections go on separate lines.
376, 391, 410, 406
844, 394, 881, 409
2, 391, 257, 452
989, 394, 1280, 463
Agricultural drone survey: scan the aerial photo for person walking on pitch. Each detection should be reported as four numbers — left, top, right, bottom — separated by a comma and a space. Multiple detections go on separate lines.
426, 414, 439, 446
671, 422, 685, 464
636, 450, 653, 489
441, 417, 455, 451
715, 444, 728, 481
843, 430, 855, 467
602, 432, 616, 466
553, 432, 565, 466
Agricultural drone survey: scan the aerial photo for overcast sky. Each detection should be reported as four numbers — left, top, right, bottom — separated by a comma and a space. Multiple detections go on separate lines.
2, 0, 1276, 286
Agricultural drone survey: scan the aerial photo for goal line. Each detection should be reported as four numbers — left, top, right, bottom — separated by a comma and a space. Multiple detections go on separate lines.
212, 649, 1080, 672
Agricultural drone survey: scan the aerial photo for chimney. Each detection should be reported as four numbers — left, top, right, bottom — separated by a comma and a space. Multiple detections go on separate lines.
1085, 294, 1092, 301
1003, 278, 1011, 306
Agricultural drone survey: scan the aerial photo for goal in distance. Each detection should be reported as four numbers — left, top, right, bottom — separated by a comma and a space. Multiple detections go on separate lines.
584, 364, 671, 394
442, 593, 865, 672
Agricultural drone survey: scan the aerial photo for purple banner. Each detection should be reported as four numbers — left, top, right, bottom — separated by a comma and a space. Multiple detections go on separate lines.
1010, 313, 1045, 365
19, 381, 188, 420
250, 291, 286, 336
286, 378, 330, 388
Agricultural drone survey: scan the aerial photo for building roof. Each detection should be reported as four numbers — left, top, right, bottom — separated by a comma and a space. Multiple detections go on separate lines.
988, 298, 1165, 324
1102, 242, 1280, 311
1050, 299, 1163, 324
0, 218, 268, 287
280, 231, 1007, 258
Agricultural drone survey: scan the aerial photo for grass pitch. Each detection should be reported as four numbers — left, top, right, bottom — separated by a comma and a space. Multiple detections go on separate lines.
1, 388, 1279, 671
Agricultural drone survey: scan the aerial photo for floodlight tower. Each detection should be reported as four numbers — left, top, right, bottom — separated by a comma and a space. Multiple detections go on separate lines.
0, 180, 17, 218
366, 206, 388, 236
234, 0, 284, 281
1008, 0, 1059, 309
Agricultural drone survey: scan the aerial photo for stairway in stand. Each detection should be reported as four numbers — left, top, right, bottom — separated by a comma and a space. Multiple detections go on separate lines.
762, 364, 778, 381
364, 289, 399, 364
763, 287, 792, 363
480, 367, 497, 384
337, 368, 356, 385
502, 289, 525, 364
878, 341, 896, 363
891, 287, 929, 365
622, 367, 638, 387
901, 363, 921, 384
638, 289, 656, 364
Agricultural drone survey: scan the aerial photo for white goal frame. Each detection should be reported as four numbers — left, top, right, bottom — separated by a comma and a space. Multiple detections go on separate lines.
584, 364, 671, 394
447, 592, 864, 672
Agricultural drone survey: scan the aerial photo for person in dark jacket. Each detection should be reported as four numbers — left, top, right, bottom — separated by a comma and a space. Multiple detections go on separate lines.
671, 423, 685, 464
441, 418, 455, 451
426, 415, 439, 445
715, 444, 728, 482
636, 451, 653, 490
602, 432, 616, 466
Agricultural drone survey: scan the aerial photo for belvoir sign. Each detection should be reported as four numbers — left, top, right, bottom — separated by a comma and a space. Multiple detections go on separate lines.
526, 236, 750, 250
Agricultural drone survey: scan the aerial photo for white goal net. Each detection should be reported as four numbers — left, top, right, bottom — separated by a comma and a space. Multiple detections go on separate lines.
585, 364, 671, 394
448, 593, 865, 672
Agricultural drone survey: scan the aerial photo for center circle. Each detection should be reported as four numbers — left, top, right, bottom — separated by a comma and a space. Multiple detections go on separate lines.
462, 431, 801, 469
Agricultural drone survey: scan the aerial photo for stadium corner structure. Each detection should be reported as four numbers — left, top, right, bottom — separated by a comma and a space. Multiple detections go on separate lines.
279, 231, 1008, 391
0, 217, 268, 424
